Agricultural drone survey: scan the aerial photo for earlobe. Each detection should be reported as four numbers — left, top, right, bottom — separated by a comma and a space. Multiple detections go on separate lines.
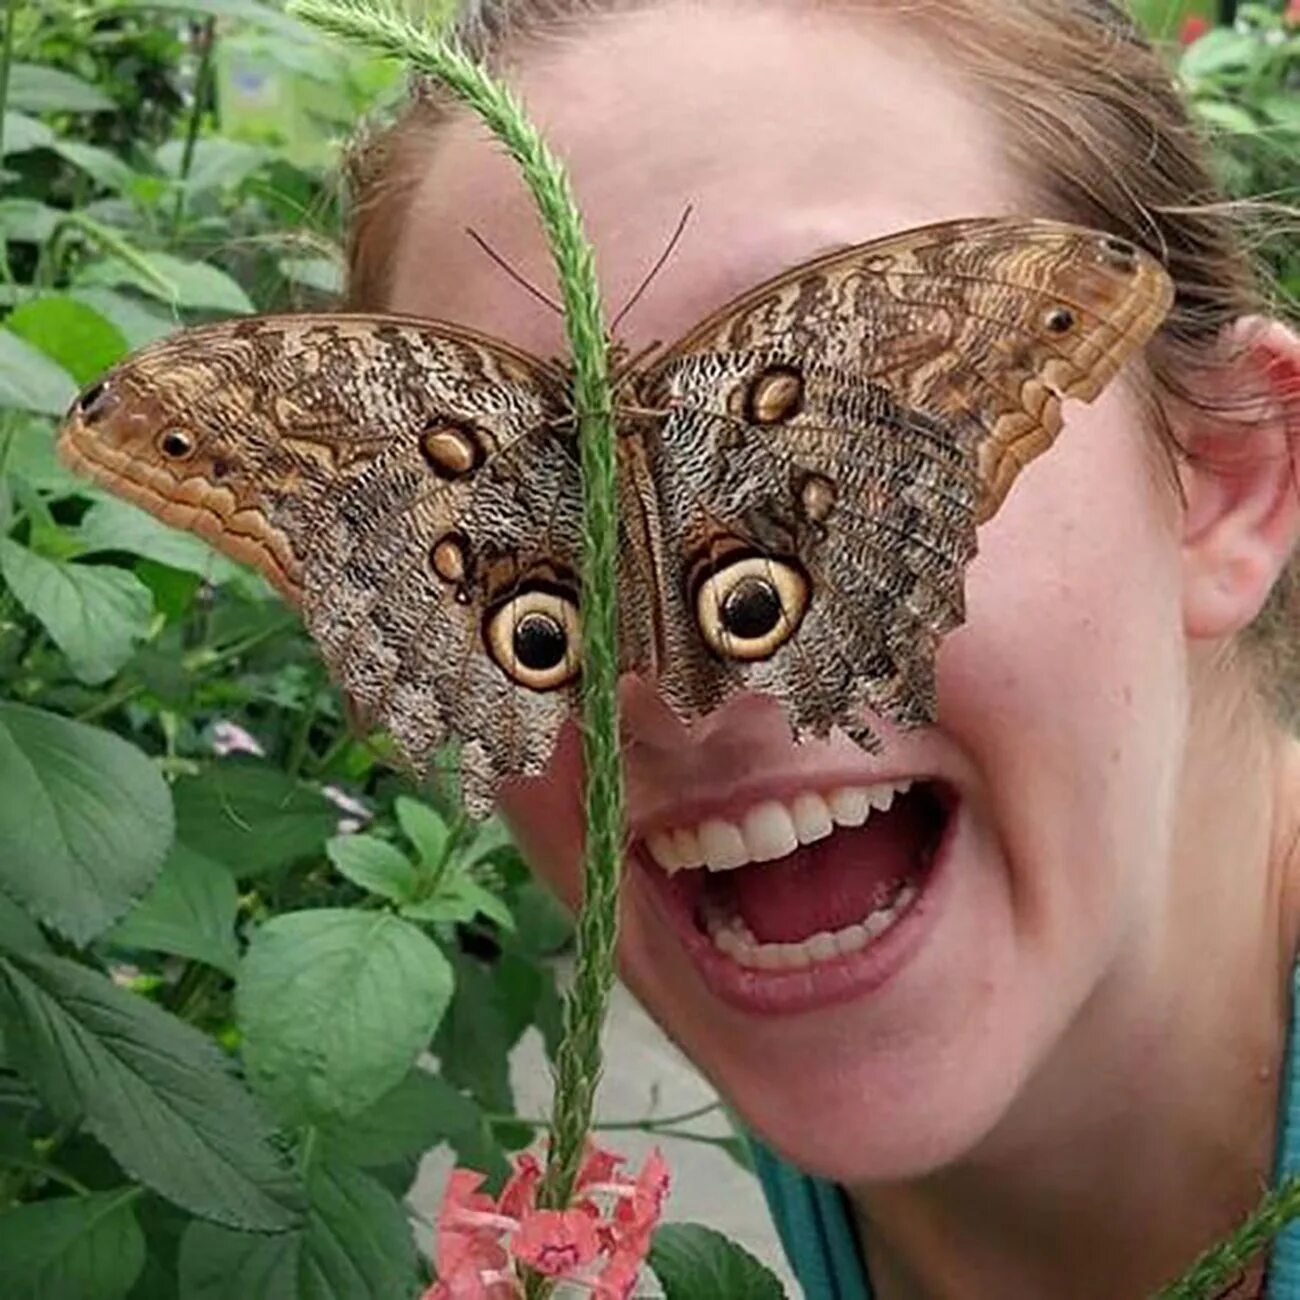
1180, 317, 1300, 641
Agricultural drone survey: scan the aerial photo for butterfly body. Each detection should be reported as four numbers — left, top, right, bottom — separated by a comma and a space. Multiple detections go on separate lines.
58, 218, 1173, 813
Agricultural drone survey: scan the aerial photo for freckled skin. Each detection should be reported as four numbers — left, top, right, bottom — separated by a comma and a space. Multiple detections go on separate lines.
386, 3, 1300, 1295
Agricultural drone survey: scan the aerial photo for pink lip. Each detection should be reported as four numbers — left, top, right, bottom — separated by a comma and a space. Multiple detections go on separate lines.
629, 787, 958, 1015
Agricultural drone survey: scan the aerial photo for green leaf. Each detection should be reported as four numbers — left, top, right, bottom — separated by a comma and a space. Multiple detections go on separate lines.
237, 909, 454, 1125
1179, 27, 1256, 79
68, 289, 176, 350
325, 834, 419, 903
155, 137, 267, 192
0, 1188, 146, 1300
431, 952, 516, 1114
279, 257, 343, 295
0, 702, 172, 946
178, 1159, 419, 1300
3, 111, 56, 155
1193, 99, 1260, 134
107, 845, 240, 976
394, 796, 448, 870
319, 1066, 508, 1183
0, 540, 155, 684
51, 140, 139, 194
173, 761, 339, 879
0, 950, 301, 1230
7, 64, 115, 113
0, 892, 49, 956
400, 874, 515, 932
76, 252, 253, 314
649, 1224, 787, 1300
76, 497, 243, 583
4, 415, 85, 495
0, 329, 77, 415
0, 198, 63, 243
5, 297, 127, 386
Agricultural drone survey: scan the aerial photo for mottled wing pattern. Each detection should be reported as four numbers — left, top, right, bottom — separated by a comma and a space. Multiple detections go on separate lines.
634, 218, 1173, 747
57, 314, 582, 813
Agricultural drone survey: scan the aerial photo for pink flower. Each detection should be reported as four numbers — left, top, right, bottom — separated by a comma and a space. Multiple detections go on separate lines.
1179, 14, 1210, 44
424, 1143, 670, 1296
511, 1208, 600, 1276
1287, 0, 1299, 24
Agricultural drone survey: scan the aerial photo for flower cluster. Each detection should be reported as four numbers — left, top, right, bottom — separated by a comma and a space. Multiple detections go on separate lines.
424, 1143, 670, 1299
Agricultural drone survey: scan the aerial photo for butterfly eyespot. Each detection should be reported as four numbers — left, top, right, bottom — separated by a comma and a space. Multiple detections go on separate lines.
485, 585, 581, 691
157, 429, 196, 460
430, 533, 469, 585
421, 422, 487, 479
798, 472, 838, 525
695, 554, 809, 661
1044, 307, 1076, 335
745, 365, 805, 425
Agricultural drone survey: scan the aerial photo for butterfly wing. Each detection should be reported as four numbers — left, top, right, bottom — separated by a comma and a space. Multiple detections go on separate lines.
58, 313, 586, 813
634, 217, 1174, 746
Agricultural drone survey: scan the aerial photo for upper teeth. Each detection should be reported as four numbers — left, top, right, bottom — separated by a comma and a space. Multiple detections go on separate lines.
645, 780, 914, 874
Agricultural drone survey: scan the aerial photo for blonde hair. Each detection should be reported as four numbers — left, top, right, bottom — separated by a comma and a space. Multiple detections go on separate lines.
343, 0, 1300, 719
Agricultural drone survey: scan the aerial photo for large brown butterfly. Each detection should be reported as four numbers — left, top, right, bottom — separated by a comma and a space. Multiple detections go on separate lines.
57, 217, 1173, 814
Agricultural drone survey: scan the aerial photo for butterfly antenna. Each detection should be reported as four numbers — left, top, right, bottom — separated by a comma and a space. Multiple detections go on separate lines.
610, 204, 694, 335
465, 226, 564, 315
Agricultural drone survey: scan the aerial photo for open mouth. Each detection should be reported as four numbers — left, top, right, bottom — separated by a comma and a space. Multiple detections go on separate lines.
633, 777, 956, 1012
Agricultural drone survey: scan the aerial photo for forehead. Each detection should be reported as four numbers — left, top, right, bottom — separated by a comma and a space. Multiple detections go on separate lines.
388, 1, 1029, 354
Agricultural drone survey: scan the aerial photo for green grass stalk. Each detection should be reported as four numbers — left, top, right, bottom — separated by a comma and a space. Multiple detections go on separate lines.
286, 0, 624, 1215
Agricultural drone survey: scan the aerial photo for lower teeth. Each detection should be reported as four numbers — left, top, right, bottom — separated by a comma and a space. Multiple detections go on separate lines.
703, 880, 920, 971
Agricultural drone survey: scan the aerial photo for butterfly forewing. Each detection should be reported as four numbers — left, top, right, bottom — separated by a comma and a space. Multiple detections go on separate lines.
636, 217, 1173, 747
58, 313, 585, 813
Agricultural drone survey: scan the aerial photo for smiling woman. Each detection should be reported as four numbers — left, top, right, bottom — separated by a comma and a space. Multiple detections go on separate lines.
333, 1, 1300, 1297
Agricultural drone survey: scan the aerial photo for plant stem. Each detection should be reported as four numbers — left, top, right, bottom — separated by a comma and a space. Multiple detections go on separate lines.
1155, 1174, 1300, 1298
170, 18, 218, 238
288, 0, 624, 1220
0, 0, 18, 161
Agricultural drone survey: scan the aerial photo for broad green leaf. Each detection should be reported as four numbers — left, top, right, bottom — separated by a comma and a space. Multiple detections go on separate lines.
3, 111, 56, 155
238, 909, 453, 1125
0, 329, 77, 415
0, 702, 172, 945
1193, 99, 1259, 134
0, 1188, 146, 1300
325, 834, 419, 903
319, 1066, 509, 1185
1178, 28, 1256, 80
649, 1224, 787, 1300
69, 289, 177, 350
173, 761, 338, 878
178, 1160, 418, 1300
395, 796, 448, 869
155, 137, 266, 191
76, 252, 253, 314
400, 874, 515, 932
76, 497, 243, 583
0, 539, 154, 684
108, 845, 240, 976
0, 198, 63, 243
4, 416, 85, 495
5, 297, 127, 386
52, 140, 138, 194
279, 256, 342, 294
0, 892, 49, 956
0, 950, 301, 1230
7, 64, 115, 113
432, 951, 516, 1114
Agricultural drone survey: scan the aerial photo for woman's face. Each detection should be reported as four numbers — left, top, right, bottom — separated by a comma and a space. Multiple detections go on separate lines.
388, 2, 1189, 1181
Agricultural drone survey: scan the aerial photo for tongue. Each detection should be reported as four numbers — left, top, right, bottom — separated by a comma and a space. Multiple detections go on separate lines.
722, 801, 926, 944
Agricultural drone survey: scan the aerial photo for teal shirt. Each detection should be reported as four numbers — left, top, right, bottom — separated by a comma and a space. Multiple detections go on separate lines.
753, 965, 1300, 1298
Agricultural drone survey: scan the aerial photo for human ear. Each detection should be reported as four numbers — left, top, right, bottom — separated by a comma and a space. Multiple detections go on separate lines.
1179, 317, 1300, 641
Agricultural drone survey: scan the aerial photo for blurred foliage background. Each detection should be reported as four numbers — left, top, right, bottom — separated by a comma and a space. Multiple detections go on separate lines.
0, 1, 1293, 1298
